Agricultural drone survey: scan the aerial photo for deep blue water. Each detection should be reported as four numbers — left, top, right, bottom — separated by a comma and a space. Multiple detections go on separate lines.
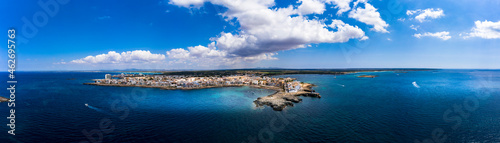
0, 70, 499, 142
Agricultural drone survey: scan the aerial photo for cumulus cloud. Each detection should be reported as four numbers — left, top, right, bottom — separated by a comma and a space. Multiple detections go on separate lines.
410, 24, 418, 31
407, 8, 444, 23
297, 0, 326, 15
166, 48, 190, 59
70, 50, 166, 64
348, 0, 389, 33
169, 0, 206, 8
295, 0, 353, 15
325, 0, 353, 15
463, 20, 500, 39
167, 42, 277, 67
413, 31, 451, 40
167, 0, 369, 67
329, 19, 369, 40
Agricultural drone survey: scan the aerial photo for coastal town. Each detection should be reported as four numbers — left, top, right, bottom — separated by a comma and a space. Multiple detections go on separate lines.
95, 73, 300, 91
85, 73, 321, 110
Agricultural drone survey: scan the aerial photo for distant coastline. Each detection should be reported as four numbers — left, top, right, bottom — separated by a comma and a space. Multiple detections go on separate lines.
154, 68, 437, 77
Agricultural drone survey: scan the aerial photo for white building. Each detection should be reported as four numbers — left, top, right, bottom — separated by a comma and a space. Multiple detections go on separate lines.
105, 74, 112, 79
288, 81, 301, 93
252, 80, 259, 85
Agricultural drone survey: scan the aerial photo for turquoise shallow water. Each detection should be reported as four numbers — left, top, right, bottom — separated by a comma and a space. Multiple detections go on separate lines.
0, 70, 499, 142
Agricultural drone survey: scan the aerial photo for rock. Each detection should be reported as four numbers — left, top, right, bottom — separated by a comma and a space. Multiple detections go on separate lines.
253, 83, 321, 111
357, 75, 378, 78
0, 96, 9, 102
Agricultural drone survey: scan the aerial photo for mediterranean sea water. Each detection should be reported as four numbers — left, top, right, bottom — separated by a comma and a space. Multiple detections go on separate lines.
0, 70, 499, 142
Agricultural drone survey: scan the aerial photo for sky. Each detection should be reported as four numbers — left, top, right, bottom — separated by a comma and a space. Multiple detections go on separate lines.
1, 0, 500, 71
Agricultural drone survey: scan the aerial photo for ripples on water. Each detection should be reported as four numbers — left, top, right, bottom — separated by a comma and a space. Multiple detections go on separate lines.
0, 70, 498, 142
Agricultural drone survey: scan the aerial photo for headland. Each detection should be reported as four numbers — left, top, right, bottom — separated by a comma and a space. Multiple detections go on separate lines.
84, 73, 321, 111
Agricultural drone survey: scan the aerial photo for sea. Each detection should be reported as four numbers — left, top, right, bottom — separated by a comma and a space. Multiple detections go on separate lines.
0, 70, 499, 142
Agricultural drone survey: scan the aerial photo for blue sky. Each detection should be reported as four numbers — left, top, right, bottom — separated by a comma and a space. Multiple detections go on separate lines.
1, 0, 499, 71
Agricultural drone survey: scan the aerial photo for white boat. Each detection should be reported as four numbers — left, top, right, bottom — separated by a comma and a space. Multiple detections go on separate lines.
85, 103, 88, 107
412, 81, 420, 88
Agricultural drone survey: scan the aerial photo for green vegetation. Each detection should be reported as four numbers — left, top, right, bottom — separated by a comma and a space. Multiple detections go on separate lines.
159, 68, 437, 76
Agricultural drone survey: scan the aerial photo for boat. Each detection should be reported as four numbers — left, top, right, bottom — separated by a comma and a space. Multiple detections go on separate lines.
412, 81, 420, 88
85, 103, 88, 107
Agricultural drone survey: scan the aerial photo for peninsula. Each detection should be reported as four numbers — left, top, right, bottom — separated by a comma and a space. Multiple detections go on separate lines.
84, 69, 435, 110
84, 73, 321, 111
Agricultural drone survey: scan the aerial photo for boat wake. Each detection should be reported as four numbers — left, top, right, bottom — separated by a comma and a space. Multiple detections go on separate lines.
86, 104, 113, 116
335, 83, 345, 87
412, 81, 420, 88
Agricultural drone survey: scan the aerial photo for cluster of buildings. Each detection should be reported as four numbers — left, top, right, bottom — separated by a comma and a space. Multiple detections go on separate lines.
286, 81, 302, 93
95, 73, 302, 93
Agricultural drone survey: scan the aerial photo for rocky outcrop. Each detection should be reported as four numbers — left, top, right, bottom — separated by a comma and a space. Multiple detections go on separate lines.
0, 96, 9, 102
253, 83, 320, 111
357, 75, 377, 78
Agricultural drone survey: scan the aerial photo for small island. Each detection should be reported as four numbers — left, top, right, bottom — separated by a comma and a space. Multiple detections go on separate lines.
357, 75, 378, 78
84, 73, 321, 111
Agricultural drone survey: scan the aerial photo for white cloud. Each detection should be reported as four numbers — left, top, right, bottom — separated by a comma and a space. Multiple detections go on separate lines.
169, 0, 206, 8
167, 43, 277, 67
406, 10, 417, 16
70, 50, 166, 64
329, 19, 369, 40
243, 53, 278, 61
325, 0, 353, 15
166, 48, 190, 59
410, 24, 418, 31
168, 0, 369, 67
413, 31, 451, 40
297, 0, 326, 15
352, 0, 367, 7
463, 20, 500, 39
348, 0, 389, 33
407, 8, 444, 23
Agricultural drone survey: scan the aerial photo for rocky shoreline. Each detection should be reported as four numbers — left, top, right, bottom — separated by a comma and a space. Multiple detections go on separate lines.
84, 82, 321, 111
253, 83, 321, 111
